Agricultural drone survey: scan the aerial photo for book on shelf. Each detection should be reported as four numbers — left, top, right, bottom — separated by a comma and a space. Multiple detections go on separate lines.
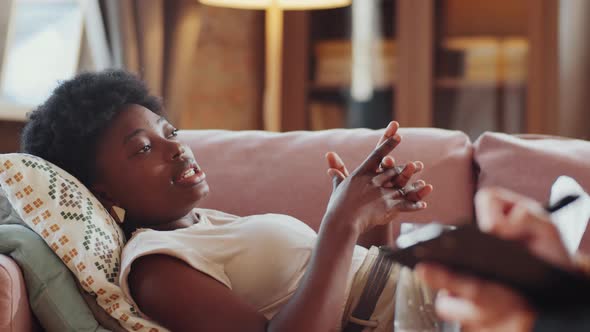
441, 36, 528, 83
313, 39, 397, 88
309, 102, 345, 130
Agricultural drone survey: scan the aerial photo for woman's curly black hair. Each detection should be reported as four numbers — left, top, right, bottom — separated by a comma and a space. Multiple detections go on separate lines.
21, 69, 163, 185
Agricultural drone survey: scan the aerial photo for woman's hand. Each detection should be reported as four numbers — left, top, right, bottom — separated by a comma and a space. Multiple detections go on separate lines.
326, 121, 432, 205
323, 122, 433, 234
416, 187, 574, 332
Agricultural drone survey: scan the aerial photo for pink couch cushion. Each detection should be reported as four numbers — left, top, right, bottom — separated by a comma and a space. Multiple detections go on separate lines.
474, 132, 590, 252
0, 255, 33, 332
181, 128, 474, 233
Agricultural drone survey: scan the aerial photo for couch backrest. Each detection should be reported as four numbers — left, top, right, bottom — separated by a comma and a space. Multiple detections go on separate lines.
181, 128, 475, 233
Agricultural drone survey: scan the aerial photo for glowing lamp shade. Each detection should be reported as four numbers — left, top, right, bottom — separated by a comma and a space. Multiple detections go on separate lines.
199, 0, 351, 131
199, 0, 351, 10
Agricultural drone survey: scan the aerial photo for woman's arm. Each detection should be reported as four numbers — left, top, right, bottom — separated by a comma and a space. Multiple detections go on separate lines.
128, 213, 360, 332
129, 255, 269, 331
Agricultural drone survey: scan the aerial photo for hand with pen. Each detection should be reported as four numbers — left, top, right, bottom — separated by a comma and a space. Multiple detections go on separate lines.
416, 187, 577, 332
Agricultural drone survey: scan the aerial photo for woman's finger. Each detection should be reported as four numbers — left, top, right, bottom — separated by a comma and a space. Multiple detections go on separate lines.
399, 181, 434, 202
325, 152, 350, 177
381, 160, 423, 186
390, 162, 417, 189
376, 121, 400, 147
413, 161, 424, 174
377, 155, 396, 174
358, 135, 401, 173
327, 168, 346, 190
395, 200, 428, 212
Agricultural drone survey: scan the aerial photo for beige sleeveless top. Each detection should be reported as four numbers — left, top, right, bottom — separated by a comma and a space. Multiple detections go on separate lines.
119, 208, 369, 322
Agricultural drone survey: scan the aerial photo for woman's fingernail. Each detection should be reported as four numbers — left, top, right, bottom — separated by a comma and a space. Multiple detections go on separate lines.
394, 165, 405, 175
383, 122, 393, 137
413, 182, 425, 190
415, 202, 426, 208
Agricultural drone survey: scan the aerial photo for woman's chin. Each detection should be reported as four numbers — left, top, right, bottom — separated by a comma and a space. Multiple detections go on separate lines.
188, 180, 210, 204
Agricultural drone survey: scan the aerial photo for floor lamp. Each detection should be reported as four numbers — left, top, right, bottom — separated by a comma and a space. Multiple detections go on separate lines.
200, 0, 351, 131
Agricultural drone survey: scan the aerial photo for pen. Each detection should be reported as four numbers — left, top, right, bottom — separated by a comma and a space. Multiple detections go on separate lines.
545, 194, 580, 213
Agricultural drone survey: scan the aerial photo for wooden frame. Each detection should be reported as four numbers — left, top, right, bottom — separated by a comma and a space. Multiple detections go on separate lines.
526, 0, 559, 135
280, 11, 310, 131
396, 0, 434, 127
0, 0, 12, 75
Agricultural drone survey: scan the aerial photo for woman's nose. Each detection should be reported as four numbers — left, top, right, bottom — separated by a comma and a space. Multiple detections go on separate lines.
170, 142, 186, 161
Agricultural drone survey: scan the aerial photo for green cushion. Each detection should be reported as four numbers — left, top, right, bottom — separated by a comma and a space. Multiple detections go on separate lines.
0, 191, 109, 332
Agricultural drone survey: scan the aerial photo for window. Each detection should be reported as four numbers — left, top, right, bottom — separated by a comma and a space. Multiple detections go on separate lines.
0, 0, 110, 121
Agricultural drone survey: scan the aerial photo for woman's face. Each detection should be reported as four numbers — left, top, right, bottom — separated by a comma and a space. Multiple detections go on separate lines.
92, 104, 209, 226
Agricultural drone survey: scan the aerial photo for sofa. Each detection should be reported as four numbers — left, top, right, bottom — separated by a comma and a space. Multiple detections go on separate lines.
1, 127, 589, 331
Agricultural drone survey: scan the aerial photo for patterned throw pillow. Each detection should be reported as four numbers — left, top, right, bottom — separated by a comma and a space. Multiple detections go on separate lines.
0, 153, 167, 332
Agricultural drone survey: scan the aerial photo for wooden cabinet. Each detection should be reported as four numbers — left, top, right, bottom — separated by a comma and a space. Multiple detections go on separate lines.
281, 0, 562, 139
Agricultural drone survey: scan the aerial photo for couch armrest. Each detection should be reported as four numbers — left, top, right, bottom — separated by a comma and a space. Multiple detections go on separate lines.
0, 255, 34, 332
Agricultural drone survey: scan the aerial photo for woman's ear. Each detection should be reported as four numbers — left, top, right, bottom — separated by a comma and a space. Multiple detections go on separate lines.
91, 184, 125, 224
90, 183, 112, 206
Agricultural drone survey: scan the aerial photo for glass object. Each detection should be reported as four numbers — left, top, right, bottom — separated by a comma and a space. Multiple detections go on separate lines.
0, 0, 83, 106
394, 223, 461, 332
433, 0, 528, 140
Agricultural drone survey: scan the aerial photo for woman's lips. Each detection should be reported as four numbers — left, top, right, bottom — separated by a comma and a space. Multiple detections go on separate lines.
174, 167, 206, 186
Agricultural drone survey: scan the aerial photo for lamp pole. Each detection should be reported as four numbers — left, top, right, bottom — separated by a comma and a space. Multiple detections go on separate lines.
264, 0, 283, 131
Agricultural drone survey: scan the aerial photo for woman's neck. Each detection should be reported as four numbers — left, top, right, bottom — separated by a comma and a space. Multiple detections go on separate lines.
151, 213, 197, 231
123, 210, 200, 237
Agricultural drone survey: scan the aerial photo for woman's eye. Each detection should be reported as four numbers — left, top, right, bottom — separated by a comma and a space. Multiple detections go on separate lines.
138, 144, 152, 153
167, 129, 179, 139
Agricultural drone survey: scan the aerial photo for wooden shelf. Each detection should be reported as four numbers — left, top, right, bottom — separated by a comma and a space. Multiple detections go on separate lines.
281, 0, 560, 134
436, 77, 526, 89
310, 82, 396, 92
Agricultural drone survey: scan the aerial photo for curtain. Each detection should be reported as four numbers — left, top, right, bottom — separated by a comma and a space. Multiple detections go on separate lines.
559, 0, 590, 139
101, 0, 202, 127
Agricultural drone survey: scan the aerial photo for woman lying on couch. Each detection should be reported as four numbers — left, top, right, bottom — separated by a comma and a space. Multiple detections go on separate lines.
21, 70, 434, 331
417, 187, 590, 332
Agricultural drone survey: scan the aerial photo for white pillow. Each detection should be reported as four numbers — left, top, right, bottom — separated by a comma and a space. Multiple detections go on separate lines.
0, 153, 167, 332
550, 176, 590, 255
